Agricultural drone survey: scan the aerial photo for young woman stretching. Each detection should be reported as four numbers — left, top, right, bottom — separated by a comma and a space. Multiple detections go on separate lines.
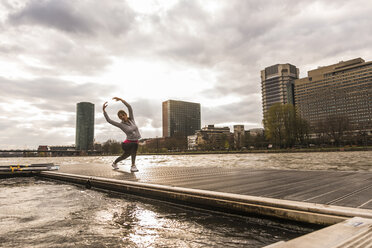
103, 97, 141, 172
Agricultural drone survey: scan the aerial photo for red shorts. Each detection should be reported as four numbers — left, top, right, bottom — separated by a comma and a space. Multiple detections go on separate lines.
123, 139, 138, 144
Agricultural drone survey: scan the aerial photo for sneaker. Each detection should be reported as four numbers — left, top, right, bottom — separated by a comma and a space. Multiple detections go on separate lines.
130, 165, 139, 172
112, 163, 119, 170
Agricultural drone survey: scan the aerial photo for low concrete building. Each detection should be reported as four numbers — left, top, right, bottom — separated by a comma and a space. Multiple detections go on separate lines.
37, 145, 49, 151
187, 135, 197, 150
247, 128, 264, 136
196, 125, 231, 150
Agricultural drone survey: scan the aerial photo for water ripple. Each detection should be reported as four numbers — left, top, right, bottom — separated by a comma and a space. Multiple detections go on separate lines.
0, 177, 316, 248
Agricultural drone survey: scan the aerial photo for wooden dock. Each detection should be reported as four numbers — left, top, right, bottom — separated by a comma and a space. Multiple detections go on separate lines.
5, 162, 372, 247
51, 164, 372, 210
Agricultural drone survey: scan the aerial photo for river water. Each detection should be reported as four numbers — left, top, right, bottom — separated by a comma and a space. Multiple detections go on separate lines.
1, 151, 371, 247
0, 177, 316, 248
1, 151, 371, 171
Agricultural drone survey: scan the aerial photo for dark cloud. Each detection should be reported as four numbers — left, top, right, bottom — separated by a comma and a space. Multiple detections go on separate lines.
7, 0, 136, 35
4, 0, 136, 75
202, 96, 262, 127
8, 1, 93, 34
143, 0, 372, 96
149, 0, 304, 66
0, 77, 117, 110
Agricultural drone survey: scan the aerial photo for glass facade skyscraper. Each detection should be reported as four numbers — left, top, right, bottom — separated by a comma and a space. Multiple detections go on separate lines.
162, 100, 201, 137
75, 102, 95, 151
261, 64, 299, 118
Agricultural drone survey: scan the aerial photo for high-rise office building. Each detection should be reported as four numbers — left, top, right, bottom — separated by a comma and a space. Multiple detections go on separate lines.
75, 102, 95, 150
261, 64, 299, 117
294, 58, 372, 131
162, 100, 201, 137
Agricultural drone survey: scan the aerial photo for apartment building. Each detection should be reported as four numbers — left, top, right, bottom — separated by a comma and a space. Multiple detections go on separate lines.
294, 58, 372, 131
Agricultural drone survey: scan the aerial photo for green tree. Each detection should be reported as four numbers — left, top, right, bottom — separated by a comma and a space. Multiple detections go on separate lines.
163, 132, 187, 151
264, 103, 309, 148
264, 103, 285, 147
254, 133, 269, 149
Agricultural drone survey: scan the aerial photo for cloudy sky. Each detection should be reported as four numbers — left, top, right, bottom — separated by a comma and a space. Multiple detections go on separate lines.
1, 0, 372, 149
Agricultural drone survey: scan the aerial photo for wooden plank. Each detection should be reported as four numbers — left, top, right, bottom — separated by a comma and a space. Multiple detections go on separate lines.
269, 174, 371, 199
55, 164, 372, 210
328, 186, 372, 208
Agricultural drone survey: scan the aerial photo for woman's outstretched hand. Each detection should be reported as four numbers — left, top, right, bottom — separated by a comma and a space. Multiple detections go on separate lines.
103, 102, 108, 112
112, 97, 124, 102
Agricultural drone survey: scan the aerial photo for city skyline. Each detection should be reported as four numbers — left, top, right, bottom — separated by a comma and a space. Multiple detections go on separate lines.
1, 0, 372, 149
